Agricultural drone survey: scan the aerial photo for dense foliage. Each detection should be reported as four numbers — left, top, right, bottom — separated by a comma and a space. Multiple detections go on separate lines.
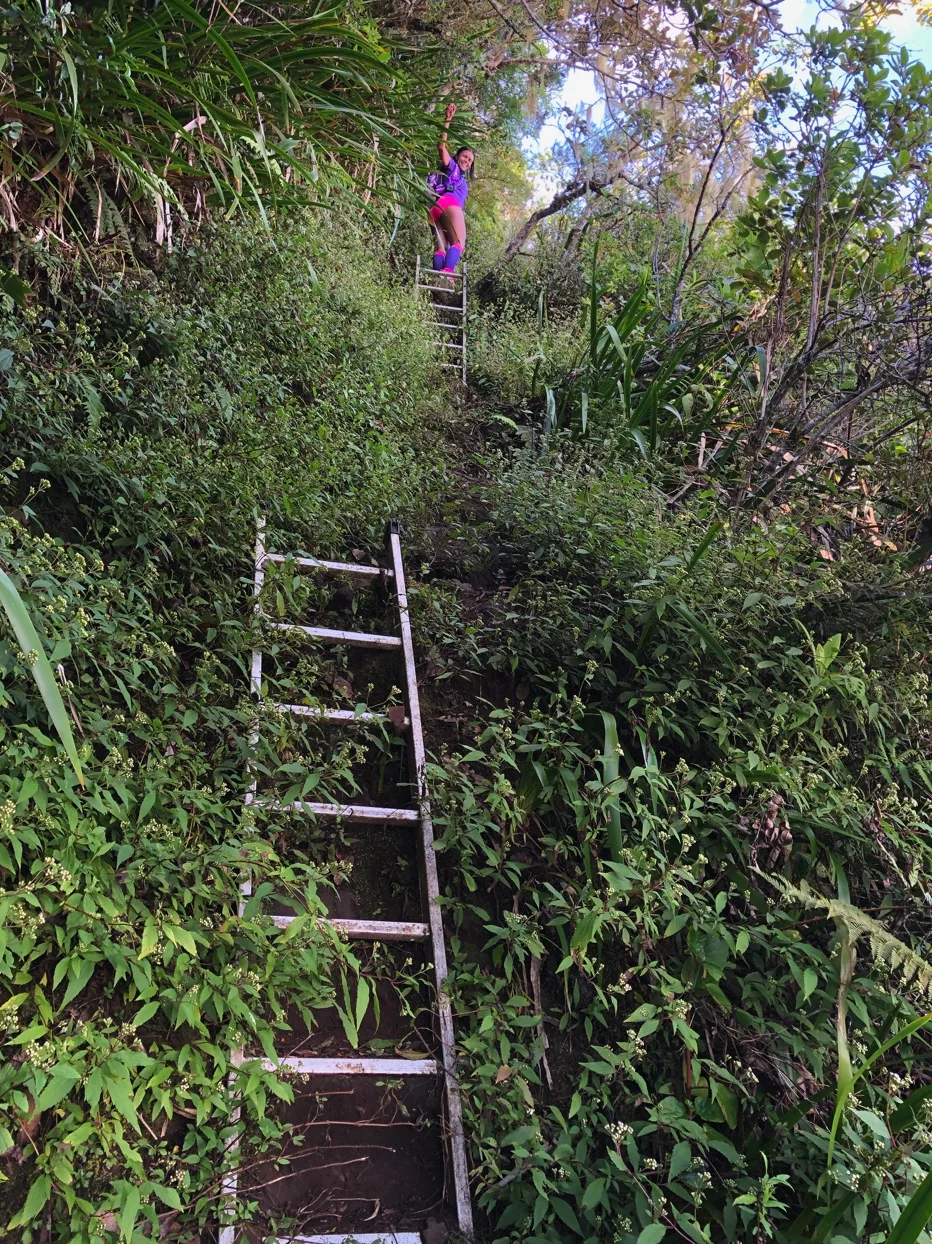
2, 2, 932, 1241
424, 442, 932, 1242
0, 215, 450, 1239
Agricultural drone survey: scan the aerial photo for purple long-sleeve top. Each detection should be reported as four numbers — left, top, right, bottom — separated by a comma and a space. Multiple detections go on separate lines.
439, 156, 469, 207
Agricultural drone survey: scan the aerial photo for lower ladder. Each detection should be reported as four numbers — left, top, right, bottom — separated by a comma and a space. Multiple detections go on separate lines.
220, 519, 472, 1242
415, 255, 467, 385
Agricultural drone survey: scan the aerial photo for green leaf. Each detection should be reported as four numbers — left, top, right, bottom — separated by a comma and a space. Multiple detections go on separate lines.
355, 975, 370, 1031
685, 522, 722, 574
152, 1184, 182, 1210
106, 1077, 140, 1130
164, 925, 197, 955
0, 272, 28, 307
60, 958, 97, 1009
551, 1196, 582, 1234
806, 1190, 859, 1243
36, 1070, 80, 1111
663, 913, 690, 938
581, 1176, 606, 1211
626, 1004, 658, 1023
0, 571, 84, 785
669, 1140, 692, 1181
815, 633, 842, 676
711, 1080, 738, 1127
891, 1084, 932, 1133
597, 709, 623, 863
802, 967, 818, 1001
637, 1226, 668, 1244
119, 1183, 141, 1242
139, 788, 157, 822
8, 1173, 51, 1226
829, 1013, 932, 1165
883, 1168, 932, 1244
139, 922, 159, 960
668, 597, 733, 667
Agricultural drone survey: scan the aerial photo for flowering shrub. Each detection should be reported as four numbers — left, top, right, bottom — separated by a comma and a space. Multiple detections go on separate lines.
422, 446, 932, 1243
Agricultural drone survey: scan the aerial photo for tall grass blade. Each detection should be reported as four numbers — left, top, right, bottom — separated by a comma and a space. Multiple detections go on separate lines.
881, 1169, 932, 1244
827, 1012, 932, 1164
598, 710, 623, 863
685, 522, 723, 574
668, 598, 733, 667
0, 571, 84, 786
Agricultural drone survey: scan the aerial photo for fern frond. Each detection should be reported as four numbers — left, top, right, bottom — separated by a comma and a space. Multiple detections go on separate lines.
759, 871, 932, 999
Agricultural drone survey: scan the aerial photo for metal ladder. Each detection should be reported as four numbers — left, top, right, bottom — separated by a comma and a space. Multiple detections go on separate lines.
220, 518, 473, 1243
415, 255, 467, 385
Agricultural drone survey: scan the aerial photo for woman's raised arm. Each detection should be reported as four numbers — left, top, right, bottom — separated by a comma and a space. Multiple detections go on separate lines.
437, 101, 456, 169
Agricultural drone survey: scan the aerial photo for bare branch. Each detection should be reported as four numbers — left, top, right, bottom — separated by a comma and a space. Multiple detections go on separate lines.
503, 170, 625, 260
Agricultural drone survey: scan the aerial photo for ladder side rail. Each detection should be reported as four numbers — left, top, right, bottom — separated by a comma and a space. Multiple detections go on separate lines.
220, 518, 268, 1244
386, 522, 473, 1235
461, 264, 467, 385
217, 1049, 244, 1244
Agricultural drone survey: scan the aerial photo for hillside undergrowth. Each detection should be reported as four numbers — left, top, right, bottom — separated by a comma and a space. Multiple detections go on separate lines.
1, 207, 932, 1244
0, 213, 459, 1240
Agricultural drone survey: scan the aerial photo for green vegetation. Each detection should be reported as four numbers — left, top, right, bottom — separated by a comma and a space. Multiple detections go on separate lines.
0, 215, 449, 1239
2, 1, 932, 1242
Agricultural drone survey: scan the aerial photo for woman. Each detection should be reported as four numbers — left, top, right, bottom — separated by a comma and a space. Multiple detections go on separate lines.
427, 102, 475, 278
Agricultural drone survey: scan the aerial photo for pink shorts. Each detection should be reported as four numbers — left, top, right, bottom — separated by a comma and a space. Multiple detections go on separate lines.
428, 193, 461, 221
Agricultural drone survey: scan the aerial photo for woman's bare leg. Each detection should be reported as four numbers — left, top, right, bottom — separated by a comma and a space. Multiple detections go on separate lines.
439, 204, 465, 249
429, 215, 450, 268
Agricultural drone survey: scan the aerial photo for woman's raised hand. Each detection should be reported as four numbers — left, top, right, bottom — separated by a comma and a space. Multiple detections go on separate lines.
444, 102, 457, 124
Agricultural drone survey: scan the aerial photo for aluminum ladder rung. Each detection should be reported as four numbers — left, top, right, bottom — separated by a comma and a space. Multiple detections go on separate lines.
261, 552, 390, 579
264, 1056, 438, 1076
246, 793, 419, 824
427, 320, 462, 328
432, 340, 465, 350
281, 1235, 424, 1243
429, 303, 463, 314
272, 702, 408, 728
267, 621, 401, 649
271, 915, 429, 940
440, 362, 463, 369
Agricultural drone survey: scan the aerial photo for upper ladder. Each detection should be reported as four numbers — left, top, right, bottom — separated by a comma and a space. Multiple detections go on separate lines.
220, 519, 472, 1242
415, 255, 467, 386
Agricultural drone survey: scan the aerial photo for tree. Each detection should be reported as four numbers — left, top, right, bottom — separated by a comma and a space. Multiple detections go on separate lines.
730, 22, 932, 500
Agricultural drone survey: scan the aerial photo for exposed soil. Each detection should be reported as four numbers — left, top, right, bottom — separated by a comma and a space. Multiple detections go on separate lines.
268, 820, 422, 925
241, 1076, 450, 1240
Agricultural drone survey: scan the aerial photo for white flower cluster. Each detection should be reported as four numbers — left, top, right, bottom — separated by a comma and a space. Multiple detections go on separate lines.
104, 746, 135, 776
43, 856, 75, 892
887, 1071, 911, 1097
607, 1120, 632, 1145
625, 1028, 647, 1060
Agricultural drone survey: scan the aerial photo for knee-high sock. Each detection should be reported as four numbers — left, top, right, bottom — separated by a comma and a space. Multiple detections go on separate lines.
432, 251, 446, 271
443, 244, 462, 272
